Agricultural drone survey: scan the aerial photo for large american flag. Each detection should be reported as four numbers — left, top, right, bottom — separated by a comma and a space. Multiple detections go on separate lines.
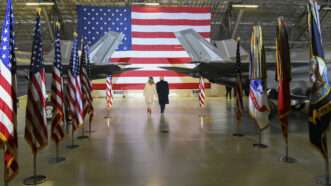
25, 9, 48, 154
0, 0, 18, 181
50, 23, 65, 144
106, 75, 113, 109
77, 5, 211, 90
67, 37, 83, 130
80, 41, 94, 120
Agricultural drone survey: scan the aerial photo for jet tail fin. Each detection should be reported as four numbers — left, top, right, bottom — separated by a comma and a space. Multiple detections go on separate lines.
89, 31, 124, 64
175, 29, 228, 62
214, 39, 248, 60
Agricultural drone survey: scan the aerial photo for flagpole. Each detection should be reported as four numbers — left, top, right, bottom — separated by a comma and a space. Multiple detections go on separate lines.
88, 113, 94, 136
280, 133, 296, 163
23, 146, 46, 185
233, 38, 244, 137
316, 135, 331, 185
4, 145, 8, 186
233, 118, 244, 137
77, 125, 88, 140
66, 121, 79, 149
252, 127, 268, 149
325, 145, 330, 185
49, 142, 65, 164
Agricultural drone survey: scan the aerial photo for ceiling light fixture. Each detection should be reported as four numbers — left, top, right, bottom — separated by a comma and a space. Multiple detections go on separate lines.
132, 2, 160, 6
25, 2, 55, 6
232, 4, 259, 9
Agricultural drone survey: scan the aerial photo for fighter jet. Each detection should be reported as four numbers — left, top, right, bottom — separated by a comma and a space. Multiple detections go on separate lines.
161, 29, 310, 94
17, 31, 136, 78
161, 29, 329, 110
15, 31, 138, 95
160, 29, 253, 89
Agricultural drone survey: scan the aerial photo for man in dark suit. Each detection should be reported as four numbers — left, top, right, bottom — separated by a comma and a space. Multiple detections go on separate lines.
156, 77, 169, 114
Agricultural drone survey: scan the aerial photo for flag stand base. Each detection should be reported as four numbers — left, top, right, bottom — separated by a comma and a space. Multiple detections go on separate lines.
66, 129, 79, 149
280, 143, 296, 163
49, 144, 66, 164
23, 175, 47, 185
253, 130, 268, 149
233, 119, 244, 137
315, 155, 331, 185
233, 133, 244, 137
280, 156, 296, 163
49, 157, 66, 164
253, 143, 268, 148
77, 127, 88, 140
23, 154, 46, 185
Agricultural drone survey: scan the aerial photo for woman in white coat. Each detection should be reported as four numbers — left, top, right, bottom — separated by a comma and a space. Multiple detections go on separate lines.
144, 77, 157, 114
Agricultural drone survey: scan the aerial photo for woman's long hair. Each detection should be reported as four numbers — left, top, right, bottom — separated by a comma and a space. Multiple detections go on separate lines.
148, 77, 154, 85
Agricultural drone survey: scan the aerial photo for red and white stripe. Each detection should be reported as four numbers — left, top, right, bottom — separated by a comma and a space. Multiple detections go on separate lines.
81, 64, 93, 119
68, 71, 83, 130
0, 59, 15, 143
25, 67, 48, 154
51, 62, 64, 143
106, 76, 113, 109
199, 77, 206, 108
111, 6, 211, 90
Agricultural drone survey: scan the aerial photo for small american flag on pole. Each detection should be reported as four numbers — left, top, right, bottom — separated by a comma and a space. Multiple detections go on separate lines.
106, 75, 113, 109
0, 0, 18, 181
67, 36, 83, 130
80, 42, 94, 120
50, 22, 65, 143
199, 77, 206, 108
24, 9, 48, 154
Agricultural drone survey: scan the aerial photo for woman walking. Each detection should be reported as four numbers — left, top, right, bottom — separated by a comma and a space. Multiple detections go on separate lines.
144, 77, 157, 114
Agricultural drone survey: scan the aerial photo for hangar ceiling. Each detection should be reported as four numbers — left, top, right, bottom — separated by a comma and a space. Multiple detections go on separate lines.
1, 0, 331, 56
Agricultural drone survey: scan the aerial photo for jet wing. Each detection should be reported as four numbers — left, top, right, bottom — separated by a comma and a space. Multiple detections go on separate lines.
175, 29, 230, 62
160, 66, 199, 77
160, 66, 238, 87
17, 64, 139, 80
89, 31, 124, 64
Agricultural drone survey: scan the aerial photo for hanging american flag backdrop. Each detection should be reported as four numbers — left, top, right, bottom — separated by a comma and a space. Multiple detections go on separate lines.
77, 5, 211, 90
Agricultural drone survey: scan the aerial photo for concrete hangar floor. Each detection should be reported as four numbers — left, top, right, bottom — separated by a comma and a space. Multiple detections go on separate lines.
8, 96, 326, 186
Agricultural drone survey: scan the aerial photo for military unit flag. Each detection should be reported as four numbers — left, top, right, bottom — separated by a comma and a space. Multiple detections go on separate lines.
24, 9, 48, 154
276, 17, 292, 142
106, 75, 113, 109
248, 25, 270, 130
0, 0, 18, 181
307, 0, 331, 159
50, 22, 65, 144
67, 36, 84, 130
235, 39, 244, 121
